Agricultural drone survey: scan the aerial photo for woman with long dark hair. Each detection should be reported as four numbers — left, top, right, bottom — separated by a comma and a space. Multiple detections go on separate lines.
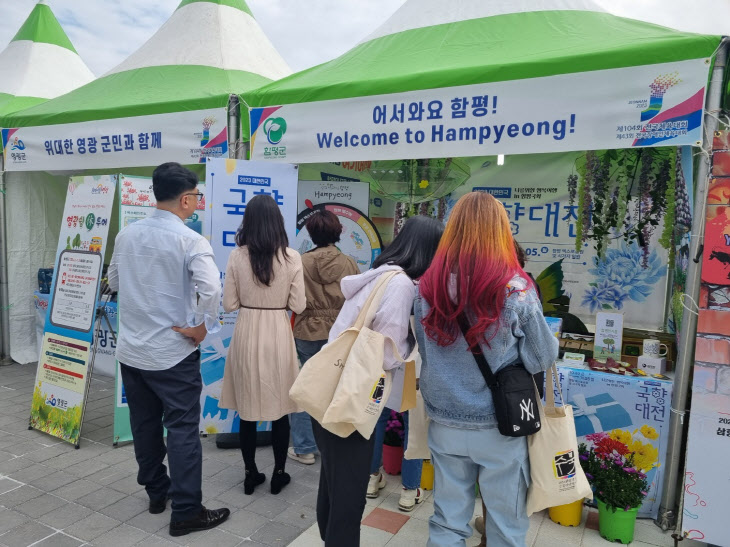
219, 195, 306, 496
314, 215, 444, 547
414, 192, 558, 546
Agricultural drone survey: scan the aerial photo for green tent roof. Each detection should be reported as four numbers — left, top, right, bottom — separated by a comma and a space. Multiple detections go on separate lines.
245, 9, 721, 108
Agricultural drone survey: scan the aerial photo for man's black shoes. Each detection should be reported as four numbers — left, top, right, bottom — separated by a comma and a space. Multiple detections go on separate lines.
149, 496, 169, 515
169, 507, 231, 537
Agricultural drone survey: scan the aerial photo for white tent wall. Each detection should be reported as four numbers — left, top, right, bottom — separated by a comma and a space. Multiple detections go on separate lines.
3, 163, 207, 365
6, 170, 66, 364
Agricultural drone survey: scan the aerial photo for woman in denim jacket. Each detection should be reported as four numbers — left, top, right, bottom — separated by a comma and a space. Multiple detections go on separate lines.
414, 192, 559, 547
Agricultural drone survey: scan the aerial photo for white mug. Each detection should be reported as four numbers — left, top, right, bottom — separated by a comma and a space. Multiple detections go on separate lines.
643, 339, 668, 358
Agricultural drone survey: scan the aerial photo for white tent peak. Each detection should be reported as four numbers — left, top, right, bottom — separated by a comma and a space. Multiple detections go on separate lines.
106, 0, 291, 80
360, 0, 610, 44
0, 1, 94, 107
361, 0, 728, 45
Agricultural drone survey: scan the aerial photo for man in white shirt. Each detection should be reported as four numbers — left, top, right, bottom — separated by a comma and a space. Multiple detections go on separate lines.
108, 163, 229, 537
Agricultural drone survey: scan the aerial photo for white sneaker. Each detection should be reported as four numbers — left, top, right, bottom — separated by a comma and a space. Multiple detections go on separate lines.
287, 447, 315, 465
366, 469, 387, 498
398, 487, 423, 512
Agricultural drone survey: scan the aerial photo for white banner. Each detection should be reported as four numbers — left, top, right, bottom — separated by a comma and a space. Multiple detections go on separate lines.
198, 158, 299, 434
31, 175, 117, 446
250, 59, 709, 163
2, 108, 228, 171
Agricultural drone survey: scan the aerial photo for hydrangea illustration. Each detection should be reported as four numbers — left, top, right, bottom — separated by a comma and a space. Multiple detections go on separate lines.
582, 242, 666, 312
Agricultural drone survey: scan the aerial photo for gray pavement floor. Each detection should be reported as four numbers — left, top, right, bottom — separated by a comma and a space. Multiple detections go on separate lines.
0, 362, 318, 547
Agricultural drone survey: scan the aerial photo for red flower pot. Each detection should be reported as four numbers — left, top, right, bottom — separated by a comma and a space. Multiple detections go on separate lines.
382, 444, 404, 475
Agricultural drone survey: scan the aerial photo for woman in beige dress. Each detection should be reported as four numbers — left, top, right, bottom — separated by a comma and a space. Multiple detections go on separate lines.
219, 194, 305, 496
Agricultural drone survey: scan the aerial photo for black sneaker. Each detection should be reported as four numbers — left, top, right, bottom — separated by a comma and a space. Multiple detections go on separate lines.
149, 496, 169, 515
169, 507, 231, 537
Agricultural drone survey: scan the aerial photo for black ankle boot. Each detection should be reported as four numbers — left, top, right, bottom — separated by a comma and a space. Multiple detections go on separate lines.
270, 469, 290, 495
244, 469, 265, 495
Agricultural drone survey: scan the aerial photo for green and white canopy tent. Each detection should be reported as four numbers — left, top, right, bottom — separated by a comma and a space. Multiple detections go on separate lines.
242, 0, 730, 535
0, 0, 291, 365
0, 1, 94, 117
246, 0, 723, 164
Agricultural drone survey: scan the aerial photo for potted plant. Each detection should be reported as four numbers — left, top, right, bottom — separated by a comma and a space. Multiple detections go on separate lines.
382, 410, 405, 475
579, 431, 653, 544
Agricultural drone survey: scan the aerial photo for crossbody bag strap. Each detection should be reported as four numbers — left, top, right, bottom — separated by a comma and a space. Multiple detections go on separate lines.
457, 313, 498, 389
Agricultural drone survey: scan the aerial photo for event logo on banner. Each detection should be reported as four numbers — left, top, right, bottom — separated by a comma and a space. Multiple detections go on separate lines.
250, 58, 709, 163
112, 175, 206, 444
200, 158, 298, 434
1, 108, 227, 172
31, 175, 117, 446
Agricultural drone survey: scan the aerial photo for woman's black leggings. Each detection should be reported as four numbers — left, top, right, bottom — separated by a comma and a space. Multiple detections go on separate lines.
239, 416, 290, 471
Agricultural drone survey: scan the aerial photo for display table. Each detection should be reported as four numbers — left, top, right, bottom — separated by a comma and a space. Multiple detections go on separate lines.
34, 291, 117, 378
552, 363, 672, 519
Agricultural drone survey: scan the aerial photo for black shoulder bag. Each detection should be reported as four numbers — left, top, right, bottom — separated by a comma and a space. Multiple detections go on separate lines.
457, 314, 541, 437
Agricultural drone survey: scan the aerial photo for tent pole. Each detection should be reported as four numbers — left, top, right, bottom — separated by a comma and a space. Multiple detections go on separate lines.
657, 38, 729, 531
0, 155, 11, 363
227, 94, 241, 160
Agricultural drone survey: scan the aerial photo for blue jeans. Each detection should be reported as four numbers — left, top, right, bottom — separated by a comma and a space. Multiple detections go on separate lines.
370, 406, 423, 490
291, 339, 326, 454
427, 421, 530, 547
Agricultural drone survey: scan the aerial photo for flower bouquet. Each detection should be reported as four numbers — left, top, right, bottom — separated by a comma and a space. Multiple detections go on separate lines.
578, 427, 659, 544
383, 410, 405, 475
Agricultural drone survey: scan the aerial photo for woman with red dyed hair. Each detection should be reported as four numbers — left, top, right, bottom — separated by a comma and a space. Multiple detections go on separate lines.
414, 192, 559, 547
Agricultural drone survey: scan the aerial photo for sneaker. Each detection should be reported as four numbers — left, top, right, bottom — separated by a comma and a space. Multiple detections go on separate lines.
366, 469, 387, 499
287, 447, 315, 465
398, 487, 423, 512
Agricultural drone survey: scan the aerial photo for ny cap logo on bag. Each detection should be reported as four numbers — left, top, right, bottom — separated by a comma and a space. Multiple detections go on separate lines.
520, 398, 535, 421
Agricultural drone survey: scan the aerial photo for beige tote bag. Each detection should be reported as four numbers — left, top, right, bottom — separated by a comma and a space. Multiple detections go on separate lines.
404, 387, 430, 460
289, 271, 398, 438
526, 365, 593, 515
323, 271, 414, 438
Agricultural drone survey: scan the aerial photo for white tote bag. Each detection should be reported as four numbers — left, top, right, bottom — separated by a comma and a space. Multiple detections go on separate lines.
290, 271, 399, 438
526, 365, 593, 516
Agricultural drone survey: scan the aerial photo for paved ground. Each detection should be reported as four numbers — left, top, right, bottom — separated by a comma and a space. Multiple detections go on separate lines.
0, 361, 708, 546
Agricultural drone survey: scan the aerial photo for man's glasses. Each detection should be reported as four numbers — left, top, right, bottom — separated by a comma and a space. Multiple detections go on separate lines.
183, 192, 204, 202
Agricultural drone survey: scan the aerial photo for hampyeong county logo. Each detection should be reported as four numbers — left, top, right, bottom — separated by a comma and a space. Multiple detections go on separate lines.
263, 117, 287, 145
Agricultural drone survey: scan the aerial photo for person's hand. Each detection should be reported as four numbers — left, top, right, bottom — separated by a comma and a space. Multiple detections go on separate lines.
172, 323, 208, 346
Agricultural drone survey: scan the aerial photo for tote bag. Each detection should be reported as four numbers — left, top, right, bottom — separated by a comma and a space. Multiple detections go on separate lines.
323, 271, 415, 438
404, 386, 430, 460
526, 365, 593, 515
290, 271, 398, 438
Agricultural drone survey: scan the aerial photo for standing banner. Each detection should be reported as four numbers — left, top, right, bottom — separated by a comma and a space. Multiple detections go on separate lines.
35, 292, 118, 378
682, 131, 730, 544
113, 174, 206, 444
2, 108, 227, 172
30, 175, 117, 446
199, 158, 298, 434
250, 59, 709, 163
